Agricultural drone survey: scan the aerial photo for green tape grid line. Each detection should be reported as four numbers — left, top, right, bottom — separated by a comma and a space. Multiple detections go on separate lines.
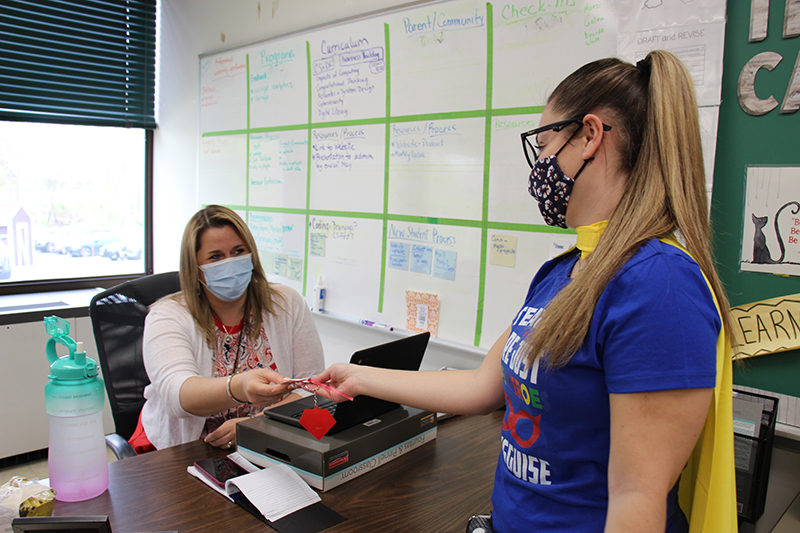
246, 54, 251, 219
475, 2, 494, 347
303, 41, 313, 295
379, 22, 392, 314
245, 204, 573, 234
199, 106, 547, 138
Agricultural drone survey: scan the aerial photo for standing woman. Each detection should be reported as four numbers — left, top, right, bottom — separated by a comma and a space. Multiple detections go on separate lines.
309, 50, 736, 532
131, 205, 324, 452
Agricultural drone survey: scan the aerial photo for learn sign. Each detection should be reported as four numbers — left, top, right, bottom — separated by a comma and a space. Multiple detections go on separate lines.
731, 293, 800, 359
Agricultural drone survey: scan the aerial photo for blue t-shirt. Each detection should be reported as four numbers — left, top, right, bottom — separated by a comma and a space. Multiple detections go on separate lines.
492, 239, 719, 533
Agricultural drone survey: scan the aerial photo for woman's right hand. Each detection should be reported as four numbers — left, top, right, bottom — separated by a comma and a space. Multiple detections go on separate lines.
234, 369, 293, 408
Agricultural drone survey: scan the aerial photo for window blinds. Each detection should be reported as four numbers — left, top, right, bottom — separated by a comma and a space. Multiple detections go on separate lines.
0, 0, 157, 128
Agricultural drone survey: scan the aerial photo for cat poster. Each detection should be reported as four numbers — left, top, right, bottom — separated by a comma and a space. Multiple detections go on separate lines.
741, 166, 800, 276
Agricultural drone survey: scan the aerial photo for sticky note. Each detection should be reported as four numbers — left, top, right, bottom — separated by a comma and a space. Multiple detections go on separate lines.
310, 232, 326, 257
490, 234, 517, 267
288, 257, 303, 282
410, 244, 433, 274
273, 253, 288, 277
389, 241, 410, 270
433, 249, 457, 280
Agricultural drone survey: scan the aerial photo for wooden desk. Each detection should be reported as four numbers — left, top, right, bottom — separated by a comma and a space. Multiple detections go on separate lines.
53, 411, 503, 532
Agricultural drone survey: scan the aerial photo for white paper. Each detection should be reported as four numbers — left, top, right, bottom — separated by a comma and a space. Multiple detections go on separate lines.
618, 0, 726, 34
732, 396, 764, 437
226, 463, 320, 522
188, 452, 319, 522
617, 21, 726, 106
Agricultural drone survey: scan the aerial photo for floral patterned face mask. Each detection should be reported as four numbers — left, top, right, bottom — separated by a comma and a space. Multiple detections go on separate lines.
527, 154, 591, 229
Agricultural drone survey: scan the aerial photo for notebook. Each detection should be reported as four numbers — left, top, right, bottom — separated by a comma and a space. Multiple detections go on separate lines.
264, 332, 430, 434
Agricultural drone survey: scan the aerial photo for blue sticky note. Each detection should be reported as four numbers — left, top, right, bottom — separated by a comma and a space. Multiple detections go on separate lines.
410, 244, 433, 274
389, 241, 409, 270
433, 249, 457, 281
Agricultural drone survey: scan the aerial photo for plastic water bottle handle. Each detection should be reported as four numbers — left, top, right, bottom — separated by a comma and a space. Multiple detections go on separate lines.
46, 336, 77, 365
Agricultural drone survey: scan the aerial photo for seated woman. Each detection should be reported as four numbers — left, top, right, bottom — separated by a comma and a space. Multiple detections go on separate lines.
130, 205, 324, 451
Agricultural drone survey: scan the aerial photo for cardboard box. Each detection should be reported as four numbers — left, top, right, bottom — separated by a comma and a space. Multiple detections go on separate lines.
237, 406, 436, 491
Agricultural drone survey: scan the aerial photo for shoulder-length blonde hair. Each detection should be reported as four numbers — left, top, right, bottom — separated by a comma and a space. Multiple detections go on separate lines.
176, 205, 283, 347
523, 50, 734, 368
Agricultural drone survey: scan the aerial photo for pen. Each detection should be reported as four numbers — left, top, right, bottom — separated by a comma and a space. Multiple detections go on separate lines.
358, 319, 394, 331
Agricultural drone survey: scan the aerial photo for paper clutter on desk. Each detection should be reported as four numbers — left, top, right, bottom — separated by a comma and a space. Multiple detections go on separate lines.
188, 452, 320, 522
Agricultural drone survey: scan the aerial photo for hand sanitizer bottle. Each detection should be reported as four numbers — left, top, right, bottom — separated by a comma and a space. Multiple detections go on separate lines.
313, 276, 325, 313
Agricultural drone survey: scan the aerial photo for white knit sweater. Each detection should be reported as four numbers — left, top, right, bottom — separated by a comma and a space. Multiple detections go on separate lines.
140, 284, 324, 449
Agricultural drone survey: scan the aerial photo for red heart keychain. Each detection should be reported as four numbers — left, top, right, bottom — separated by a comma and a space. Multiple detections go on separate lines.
299, 405, 336, 440
288, 379, 353, 440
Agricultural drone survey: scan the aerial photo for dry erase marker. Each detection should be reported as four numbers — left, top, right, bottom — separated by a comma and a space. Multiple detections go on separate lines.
359, 319, 394, 331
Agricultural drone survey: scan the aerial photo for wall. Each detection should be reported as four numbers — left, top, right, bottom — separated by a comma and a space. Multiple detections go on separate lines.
154, 0, 498, 364
0, 316, 114, 459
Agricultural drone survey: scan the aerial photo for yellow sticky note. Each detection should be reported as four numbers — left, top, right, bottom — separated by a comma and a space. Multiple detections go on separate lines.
490, 234, 517, 267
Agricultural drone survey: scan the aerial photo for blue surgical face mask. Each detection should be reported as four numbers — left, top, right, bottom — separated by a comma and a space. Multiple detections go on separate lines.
199, 253, 253, 302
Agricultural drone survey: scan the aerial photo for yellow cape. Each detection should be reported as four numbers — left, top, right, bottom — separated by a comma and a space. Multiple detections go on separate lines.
662, 237, 737, 533
554, 233, 737, 530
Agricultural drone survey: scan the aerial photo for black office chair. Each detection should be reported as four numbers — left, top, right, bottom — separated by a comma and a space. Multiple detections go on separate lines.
89, 271, 181, 459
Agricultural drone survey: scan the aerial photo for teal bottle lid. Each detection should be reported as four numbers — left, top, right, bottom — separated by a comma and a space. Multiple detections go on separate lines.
44, 315, 99, 380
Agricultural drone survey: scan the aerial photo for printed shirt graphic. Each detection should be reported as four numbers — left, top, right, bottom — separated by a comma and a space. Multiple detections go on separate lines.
205, 317, 278, 435
492, 240, 720, 533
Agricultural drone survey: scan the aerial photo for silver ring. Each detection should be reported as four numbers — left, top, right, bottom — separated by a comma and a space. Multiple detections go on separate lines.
226, 441, 233, 449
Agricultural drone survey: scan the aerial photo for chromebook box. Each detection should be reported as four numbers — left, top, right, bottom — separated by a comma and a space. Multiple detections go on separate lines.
237, 405, 437, 491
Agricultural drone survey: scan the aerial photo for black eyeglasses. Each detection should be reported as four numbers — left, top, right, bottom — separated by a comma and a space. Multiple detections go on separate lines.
520, 115, 612, 168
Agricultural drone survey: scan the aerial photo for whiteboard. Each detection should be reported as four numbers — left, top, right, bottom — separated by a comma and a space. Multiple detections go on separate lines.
198, 0, 725, 350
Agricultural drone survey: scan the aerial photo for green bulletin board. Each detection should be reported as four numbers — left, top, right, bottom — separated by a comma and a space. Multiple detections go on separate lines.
713, 0, 800, 396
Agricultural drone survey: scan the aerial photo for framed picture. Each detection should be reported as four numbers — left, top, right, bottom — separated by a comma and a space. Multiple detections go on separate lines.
11, 515, 112, 533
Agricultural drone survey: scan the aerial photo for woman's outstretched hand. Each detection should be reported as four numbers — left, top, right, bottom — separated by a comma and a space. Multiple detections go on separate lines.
235, 368, 293, 407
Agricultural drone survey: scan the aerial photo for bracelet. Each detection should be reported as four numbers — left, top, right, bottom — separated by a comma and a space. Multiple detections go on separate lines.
226, 374, 246, 404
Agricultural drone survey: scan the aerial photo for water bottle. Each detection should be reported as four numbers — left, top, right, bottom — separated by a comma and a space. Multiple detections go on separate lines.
44, 316, 108, 502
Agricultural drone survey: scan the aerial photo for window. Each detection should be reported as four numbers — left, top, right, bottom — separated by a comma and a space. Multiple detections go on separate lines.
0, 121, 146, 285
0, 0, 157, 294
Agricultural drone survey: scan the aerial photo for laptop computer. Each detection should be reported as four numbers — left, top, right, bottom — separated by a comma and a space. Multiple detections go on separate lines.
264, 331, 430, 434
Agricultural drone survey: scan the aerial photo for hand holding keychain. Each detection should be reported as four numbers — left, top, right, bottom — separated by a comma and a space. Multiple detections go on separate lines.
287, 377, 355, 401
